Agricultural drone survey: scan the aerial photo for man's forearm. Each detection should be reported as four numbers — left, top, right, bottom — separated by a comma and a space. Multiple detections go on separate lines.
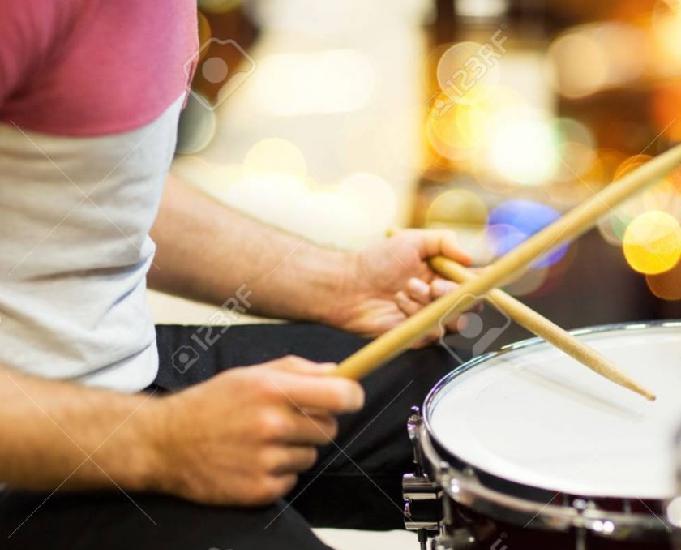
149, 176, 357, 323
0, 366, 161, 491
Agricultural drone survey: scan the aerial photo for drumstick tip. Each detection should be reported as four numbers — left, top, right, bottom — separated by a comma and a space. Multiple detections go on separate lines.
637, 387, 656, 401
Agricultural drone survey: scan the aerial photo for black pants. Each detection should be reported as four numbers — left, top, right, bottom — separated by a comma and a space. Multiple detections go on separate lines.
0, 323, 463, 549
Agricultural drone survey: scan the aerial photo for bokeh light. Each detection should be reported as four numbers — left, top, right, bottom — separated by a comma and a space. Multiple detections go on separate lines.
436, 41, 501, 101
552, 118, 597, 182
549, 29, 609, 99
197, 11, 212, 63
613, 154, 653, 181
253, 50, 375, 116
427, 85, 522, 167
651, 83, 681, 141
425, 188, 488, 228
427, 88, 493, 163
243, 138, 308, 179
485, 109, 558, 186
176, 93, 217, 155
598, 212, 632, 247
503, 266, 549, 297
337, 173, 398, 231
488, 199, 568, 268
596, 155, 681, 247
548, 23, 644, 99
651, 0, 681, 74
455, 0, 508, 18
198, 0, 241, 14
622, 210, 681, 275
646, 260, 681, 301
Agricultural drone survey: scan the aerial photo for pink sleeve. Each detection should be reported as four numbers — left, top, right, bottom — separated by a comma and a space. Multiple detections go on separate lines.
0, 0, 65, 106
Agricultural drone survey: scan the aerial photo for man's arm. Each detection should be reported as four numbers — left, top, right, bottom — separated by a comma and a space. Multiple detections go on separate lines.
0, 366, 158, 491
149, 175, 354, 323
0, 358, 363, 505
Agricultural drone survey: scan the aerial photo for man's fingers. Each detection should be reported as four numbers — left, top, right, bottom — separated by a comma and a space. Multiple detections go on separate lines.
264, 358, 365, 414
395, 290, 422, 316
427, 279, 462, 331
287, 413, 338, 445
407, 277, 431, 305
437, 230, 472, 266
395, 228, 472, 266
262, 446, 319, 474
252, 474, 298, 504
430, 278, 457, 298
258, 409, 338, 445
270, 359, 337, 376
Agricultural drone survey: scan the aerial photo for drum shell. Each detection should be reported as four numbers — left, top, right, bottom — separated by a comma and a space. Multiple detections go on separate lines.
410, 322, 681, 550
415, 422, 673, 550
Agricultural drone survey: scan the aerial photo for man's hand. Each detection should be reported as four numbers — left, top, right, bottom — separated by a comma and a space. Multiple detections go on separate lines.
327, 229, 471, 345
149, 356, 364, 506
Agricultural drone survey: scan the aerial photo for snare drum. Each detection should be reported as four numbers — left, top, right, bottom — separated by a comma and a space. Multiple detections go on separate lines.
404, 322, 681, 549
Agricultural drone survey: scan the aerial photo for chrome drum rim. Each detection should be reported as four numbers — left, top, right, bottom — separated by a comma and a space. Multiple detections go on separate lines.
420, 321, 681, 540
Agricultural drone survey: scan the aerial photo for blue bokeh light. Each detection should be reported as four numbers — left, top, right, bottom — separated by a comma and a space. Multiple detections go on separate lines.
488, 199, 568, 268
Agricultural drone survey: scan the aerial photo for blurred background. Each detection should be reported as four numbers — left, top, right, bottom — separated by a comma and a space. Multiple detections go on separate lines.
152, 0, 681, 351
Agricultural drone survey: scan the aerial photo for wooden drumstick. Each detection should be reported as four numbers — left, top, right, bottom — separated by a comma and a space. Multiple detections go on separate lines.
429, 256, 656, 401
335, 143, 681, 393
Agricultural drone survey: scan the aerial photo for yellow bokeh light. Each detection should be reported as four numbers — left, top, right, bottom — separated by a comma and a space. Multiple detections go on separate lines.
599, 155, 681, 248
243, 138, 307, 180
549, 31, 608, 99
426, 85, 523, 166
646, 260, 681, 301
426, 89, 492, 162
652, 0, 681, 73
197, 12, 212, 63
337, 173, 398, 231
622, 210, 681, 275
253, 50, 375, 117
425, 188, 488, 228
198, 0, 241, 14
553, 118, 596, 182
485, 109, 558, 186
436, 41, 501, 100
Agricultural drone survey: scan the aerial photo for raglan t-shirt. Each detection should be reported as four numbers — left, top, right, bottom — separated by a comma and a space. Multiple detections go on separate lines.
0, 0, 198, 391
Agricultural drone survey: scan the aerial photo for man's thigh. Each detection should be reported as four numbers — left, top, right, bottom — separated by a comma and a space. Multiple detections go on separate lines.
0, 490, 330, 550
154, 323, 463, 530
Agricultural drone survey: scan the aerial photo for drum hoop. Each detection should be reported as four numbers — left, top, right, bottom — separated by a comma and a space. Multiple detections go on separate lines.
421, 320, 681, 538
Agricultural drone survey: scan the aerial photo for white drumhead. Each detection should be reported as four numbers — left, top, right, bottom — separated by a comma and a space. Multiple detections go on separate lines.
427, 324, 681, 499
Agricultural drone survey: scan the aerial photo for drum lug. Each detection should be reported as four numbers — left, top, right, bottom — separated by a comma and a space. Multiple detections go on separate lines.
403, 473, 442, 532
405, 408, 442, 545
407, 406, 424, 475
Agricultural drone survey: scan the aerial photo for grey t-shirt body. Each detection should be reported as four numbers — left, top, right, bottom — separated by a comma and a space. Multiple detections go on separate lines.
0, 96, 183, 392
